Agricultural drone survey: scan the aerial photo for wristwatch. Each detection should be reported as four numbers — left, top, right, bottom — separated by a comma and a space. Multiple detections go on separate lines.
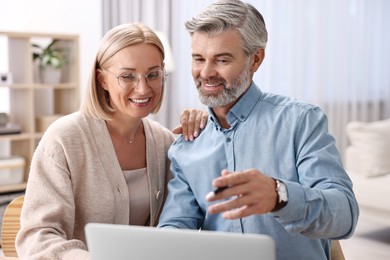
272, 179, 288, 212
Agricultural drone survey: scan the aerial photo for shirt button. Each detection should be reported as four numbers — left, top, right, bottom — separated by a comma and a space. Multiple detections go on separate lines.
156, 190, 161, 200
226, 137, 232, 142
240, 115, 245, 120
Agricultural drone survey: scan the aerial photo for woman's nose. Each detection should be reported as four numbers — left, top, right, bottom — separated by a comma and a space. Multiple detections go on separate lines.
133, 76, 150, 93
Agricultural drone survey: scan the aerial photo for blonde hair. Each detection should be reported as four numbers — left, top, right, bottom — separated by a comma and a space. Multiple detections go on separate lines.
80, 23, 166, 120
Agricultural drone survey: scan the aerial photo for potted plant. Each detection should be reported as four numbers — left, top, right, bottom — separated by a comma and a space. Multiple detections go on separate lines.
32, 39, 66, 84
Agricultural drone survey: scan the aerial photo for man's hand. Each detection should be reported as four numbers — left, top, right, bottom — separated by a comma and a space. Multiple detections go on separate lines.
206, 169, 278, 219
172, 109, 208, 141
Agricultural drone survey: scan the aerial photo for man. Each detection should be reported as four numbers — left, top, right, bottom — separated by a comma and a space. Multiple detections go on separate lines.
158, 0, 359, 259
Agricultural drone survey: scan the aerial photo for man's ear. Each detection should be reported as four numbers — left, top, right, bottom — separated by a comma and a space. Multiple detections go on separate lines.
250, 48, 265, 73
97, 69, 109, 90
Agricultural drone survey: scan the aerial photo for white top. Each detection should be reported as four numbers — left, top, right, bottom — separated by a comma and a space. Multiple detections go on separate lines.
123, 167, 150, 225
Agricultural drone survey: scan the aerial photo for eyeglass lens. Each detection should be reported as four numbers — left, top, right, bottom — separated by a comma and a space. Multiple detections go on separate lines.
118, 70, 165, 89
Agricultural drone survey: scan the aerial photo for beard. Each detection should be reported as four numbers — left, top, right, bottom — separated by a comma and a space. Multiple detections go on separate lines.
195, 62, 252, 108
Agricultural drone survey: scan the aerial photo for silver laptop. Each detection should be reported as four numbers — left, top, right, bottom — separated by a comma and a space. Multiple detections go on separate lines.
85, 223, 276, 260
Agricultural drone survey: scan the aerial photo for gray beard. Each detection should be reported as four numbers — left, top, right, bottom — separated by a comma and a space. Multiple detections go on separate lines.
196, 64, 251, 108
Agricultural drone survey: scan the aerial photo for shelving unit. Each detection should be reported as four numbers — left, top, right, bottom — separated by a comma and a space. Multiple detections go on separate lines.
0, 31, 79, 194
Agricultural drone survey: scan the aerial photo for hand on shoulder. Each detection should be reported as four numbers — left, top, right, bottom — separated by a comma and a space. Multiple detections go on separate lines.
172, 109, 208, 141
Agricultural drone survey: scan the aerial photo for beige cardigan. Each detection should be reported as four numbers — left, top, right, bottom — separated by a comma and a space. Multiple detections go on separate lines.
15, 112, 174, 259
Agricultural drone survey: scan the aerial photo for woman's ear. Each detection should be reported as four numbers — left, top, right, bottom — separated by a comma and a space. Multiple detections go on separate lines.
97, 69, 109, 90
250, 48, 265, 73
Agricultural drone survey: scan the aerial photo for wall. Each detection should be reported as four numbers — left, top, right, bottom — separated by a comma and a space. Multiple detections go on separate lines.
0, 0, 102, 111
0, 0, 102, 155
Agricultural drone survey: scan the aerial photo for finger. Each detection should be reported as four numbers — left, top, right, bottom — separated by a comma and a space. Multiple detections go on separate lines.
208, 194, 249, 214
220, 169, 231, 177
179, 110, 190, 141
193, 110, 203, 138
212, 170, 247, 188
200, 111, 208, 129
206, 186, 230, 201
172, 125, 182, 135
222, 205, 259, 220
185, 109, 197, 141
238, 196, 278, 218
209, 192, 271, 218
206, 178, 245, 202
223, 195, 277, 219
208, 198, 237, 215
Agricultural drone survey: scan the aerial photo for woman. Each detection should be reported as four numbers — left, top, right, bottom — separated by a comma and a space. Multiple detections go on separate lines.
16, 23, 207, 259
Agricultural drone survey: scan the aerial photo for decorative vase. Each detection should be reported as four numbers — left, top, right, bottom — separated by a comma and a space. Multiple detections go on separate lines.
40, 66, 62, 84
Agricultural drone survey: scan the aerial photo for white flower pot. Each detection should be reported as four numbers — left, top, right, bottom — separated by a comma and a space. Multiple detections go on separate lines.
40, 66, 62, 84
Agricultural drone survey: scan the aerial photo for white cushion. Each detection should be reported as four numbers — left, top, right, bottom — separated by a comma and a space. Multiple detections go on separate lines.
349, 172, 390, 211
345, 119, 390, 177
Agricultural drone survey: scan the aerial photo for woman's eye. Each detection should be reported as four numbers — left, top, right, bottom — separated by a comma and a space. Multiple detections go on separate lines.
147, 71, 159, 80
121, 74, 137, 81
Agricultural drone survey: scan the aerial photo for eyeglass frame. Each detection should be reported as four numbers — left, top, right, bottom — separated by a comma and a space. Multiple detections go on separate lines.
101, 68, 168, 90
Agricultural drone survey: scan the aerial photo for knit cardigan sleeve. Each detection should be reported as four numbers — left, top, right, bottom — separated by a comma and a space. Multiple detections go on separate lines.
16, 113, 93, 259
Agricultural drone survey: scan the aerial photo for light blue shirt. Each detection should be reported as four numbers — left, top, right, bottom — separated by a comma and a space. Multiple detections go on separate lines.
158, 83, 359, 260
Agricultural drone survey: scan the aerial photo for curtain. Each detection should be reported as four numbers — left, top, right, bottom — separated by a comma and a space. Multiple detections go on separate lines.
249, 0, 390, 158
102, 0, 390, 159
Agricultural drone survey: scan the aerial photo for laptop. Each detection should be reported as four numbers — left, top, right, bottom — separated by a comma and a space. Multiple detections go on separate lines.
85, 223, 276, 260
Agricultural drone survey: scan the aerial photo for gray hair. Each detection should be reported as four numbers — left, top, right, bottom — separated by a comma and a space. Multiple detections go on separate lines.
185, 0, 267, 56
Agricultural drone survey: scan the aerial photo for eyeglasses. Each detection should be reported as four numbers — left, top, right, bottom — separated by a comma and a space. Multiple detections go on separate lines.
102, 69, 167, 90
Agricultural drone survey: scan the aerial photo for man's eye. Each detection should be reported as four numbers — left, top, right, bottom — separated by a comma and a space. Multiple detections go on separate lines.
193, 58, 204, 63
216, 59, 228, 64
121, 74, 137, 82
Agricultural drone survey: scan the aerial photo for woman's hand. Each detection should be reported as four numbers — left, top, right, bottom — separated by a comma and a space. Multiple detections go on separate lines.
172, 109, 208, 141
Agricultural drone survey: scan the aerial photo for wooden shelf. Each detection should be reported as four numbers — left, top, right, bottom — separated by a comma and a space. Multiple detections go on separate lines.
0, 83, 78, 89
0, 183, 27, 194
0, 31, 79, 194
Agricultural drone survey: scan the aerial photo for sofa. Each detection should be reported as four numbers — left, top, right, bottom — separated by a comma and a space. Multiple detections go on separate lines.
344, 118, 390, 225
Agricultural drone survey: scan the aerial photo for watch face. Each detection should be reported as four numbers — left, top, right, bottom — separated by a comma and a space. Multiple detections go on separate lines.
276, 180, 288, 202
0, 113, 9, 126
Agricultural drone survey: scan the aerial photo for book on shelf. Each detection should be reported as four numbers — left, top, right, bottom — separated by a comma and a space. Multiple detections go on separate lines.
0, 124, 21, 135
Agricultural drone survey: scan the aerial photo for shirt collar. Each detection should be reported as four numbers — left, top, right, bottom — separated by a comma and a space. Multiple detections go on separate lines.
208, 82, 262, 129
